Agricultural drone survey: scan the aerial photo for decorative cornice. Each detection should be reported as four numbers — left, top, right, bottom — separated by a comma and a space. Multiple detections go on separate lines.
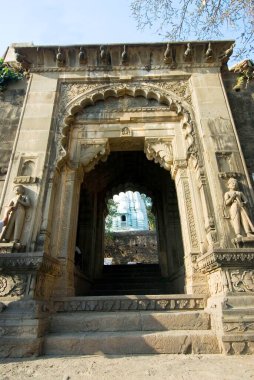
197, 249, 254, 273
0, 252, 61, 276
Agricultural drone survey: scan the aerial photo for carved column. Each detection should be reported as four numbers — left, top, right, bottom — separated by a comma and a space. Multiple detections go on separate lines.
53, 166, 84, 297
171, 159, 208, 294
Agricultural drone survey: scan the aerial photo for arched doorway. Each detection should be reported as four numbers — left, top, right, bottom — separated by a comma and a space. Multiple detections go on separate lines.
75, 150, 184, 295
52, 84, 212, 297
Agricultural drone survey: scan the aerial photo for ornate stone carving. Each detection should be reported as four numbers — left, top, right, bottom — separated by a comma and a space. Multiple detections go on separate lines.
144, 139, 173, 171
224, 177, 254, 238
230, 270, 254, 292
164, 43, 172, 64
197, 249, 254, 273
204, 42, 214, 63
59, 83, 100, 112
79, 139, 110, 172
54, 296, 205, 312
183, 43, 192, 62
208, 270, 229, 295
0, 253, 61, 276
152, 79, 191, 106
78, 47, 87, 64
183, 180, 199, 249
121, 45, 128, 65
56, 47, 65, 67
14, 176, 38, 184
0, 274, 27, 297
171, 159, 188, 179
120, 127, 132, 137
224, 321, 254, 332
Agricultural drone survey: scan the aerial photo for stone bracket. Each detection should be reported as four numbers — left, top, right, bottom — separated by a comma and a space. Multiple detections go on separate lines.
144, 138, 173, 171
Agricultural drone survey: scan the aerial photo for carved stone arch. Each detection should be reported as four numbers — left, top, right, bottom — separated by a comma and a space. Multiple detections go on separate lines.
105, 182, 155, 207
57, 83, 197, 169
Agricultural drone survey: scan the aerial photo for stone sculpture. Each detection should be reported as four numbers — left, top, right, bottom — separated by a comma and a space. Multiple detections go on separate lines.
0, 185, 30, 243
224, 177, 254, 238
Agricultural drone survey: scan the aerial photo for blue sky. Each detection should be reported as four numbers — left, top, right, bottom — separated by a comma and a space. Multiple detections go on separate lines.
1, 0, 239, 60
1, 0, 161, 56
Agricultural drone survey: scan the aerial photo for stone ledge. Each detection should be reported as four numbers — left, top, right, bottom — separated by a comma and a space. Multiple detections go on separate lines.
0, 252, 61, 275
53, 295, 206, 312
197, 249, 254, 273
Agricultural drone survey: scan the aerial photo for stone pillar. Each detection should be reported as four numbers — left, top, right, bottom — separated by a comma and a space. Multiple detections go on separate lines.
172, 160, 208, 294
53, 166, 83, 297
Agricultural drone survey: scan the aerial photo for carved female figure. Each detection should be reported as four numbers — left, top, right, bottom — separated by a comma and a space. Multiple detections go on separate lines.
0, 185, 30, 243
224, 178, 254, 238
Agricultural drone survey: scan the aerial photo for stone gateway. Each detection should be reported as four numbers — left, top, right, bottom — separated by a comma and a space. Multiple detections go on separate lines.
0, 41, 254, 356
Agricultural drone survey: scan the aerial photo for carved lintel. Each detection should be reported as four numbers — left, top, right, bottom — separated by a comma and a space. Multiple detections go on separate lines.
144, 138, 173, 171
79, 139, 110, 173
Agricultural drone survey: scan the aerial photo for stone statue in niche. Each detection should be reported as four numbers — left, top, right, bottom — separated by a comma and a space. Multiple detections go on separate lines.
0, 185, 30, 243
21, 160, 35, 176
224, 177, 254, 238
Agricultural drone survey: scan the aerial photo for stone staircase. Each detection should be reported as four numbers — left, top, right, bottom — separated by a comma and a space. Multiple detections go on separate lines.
44, 295, 220, 355
87, 264, 174, 295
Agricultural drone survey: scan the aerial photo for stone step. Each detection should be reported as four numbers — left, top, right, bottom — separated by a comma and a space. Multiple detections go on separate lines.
49, 310, 210, 333
44, 330, 220, 355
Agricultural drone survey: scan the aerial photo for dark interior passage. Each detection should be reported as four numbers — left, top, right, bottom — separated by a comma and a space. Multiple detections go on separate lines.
75, 150, 185, 295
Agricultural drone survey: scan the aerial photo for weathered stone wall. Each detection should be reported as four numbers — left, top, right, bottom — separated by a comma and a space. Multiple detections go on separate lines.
222, 72, 254, 181
0, 80, 26, 197
104, 230, 158, 264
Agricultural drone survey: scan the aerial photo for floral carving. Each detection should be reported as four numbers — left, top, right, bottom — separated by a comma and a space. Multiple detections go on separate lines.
0, 275, 27, 297
144, 139, 173, 171
230, 270, 254, 292
152, 79, 192, 106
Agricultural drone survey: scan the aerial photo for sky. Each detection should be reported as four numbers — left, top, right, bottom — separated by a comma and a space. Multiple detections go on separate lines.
0, 0, 243, 65
1, 0, 161, 57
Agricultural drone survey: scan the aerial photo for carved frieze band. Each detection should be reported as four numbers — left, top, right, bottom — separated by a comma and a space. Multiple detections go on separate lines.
54, 296, 205, 313
208, 267, 254, 295
197, 249, 254, 273
0, 253, 61, 276
144, 139, 173, 171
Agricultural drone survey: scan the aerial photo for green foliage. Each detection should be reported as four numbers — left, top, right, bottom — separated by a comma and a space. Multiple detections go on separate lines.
232, 59, 254, 91
105, 198, 118, 233
0, 58, 23, 91
141, 193, 156, 231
